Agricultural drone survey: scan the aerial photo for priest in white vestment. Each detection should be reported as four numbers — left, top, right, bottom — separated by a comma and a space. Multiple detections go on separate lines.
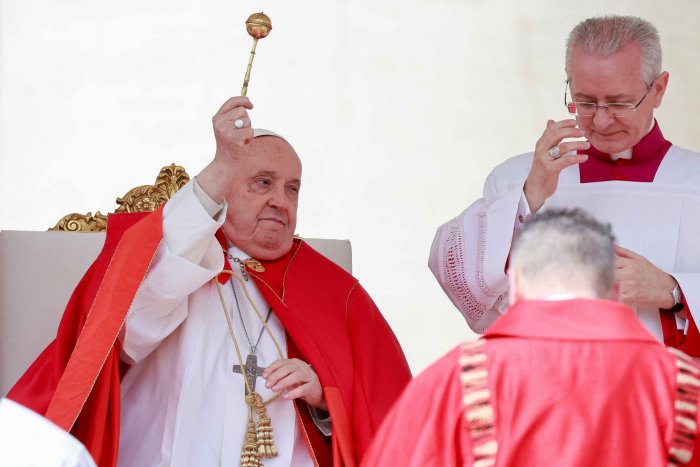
429, 15, 700, 355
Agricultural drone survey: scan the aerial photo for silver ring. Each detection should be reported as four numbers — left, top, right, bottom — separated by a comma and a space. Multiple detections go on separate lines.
548, 145, 562, 159
233, 119, 245, 129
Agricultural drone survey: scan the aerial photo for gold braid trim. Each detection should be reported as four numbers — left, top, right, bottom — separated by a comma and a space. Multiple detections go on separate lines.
667, 347, 700, 466
459, 340, 497, 467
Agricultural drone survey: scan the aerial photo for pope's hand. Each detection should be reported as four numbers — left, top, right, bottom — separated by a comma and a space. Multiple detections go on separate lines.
615, 245, 677, 309
212, 96, 254, 165
263, 358, 327, 410
197, 96, 254, 202
524, 119, 590, 212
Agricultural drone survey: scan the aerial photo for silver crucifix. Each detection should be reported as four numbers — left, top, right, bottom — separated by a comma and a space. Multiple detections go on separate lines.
233, 354, 266, 394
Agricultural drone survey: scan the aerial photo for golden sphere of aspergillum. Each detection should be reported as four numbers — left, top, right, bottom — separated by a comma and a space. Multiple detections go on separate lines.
246, 12, 272, 39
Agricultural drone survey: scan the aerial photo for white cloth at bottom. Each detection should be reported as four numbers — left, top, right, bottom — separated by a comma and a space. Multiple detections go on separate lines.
0, 398, 96, 467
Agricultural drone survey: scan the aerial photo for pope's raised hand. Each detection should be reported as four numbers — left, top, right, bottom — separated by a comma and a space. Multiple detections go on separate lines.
197, 96, 254, 202
212, 96, 255, 165
524, 119, 590, 212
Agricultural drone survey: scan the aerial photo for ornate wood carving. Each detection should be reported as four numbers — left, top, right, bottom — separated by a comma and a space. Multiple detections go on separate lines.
50, 212, 109, 232
50, 164, 190, 232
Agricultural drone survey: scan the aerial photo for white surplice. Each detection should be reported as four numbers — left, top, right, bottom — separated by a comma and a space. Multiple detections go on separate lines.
0, 398, 96, 467
430, 145, 700, 338
117, 182, 314, 467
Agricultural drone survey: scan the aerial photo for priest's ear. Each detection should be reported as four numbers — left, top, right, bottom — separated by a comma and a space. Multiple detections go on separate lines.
652, 71, 669, 109
609, 281, 622, 302
507, 269, 522, 305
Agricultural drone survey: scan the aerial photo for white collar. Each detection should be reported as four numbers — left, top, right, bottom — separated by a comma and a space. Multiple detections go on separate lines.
610, 149, 632, 161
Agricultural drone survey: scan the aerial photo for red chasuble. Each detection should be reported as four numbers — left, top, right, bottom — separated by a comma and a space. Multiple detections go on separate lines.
9, 208, 411, 467
363, 299, 700, 466
577, 121, 700, 355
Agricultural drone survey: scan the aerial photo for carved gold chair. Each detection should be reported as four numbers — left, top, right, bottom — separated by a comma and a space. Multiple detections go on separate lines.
0, 165, 351, 395
49, 164, 190, 232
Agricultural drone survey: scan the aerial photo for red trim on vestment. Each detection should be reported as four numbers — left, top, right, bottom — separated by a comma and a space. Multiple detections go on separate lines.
325, 387, 356, 467
661, 308, 682, 347
214, 229, 232, 284
287, 333, 332, 466
675, 297, 700, 357
45, 208, 163, 431
8, 209, 163, 467
579, 120, 671, 183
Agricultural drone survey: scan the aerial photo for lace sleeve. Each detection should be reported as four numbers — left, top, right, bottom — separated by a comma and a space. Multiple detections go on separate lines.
429, 155, 533, 332
429, 207, 509, 332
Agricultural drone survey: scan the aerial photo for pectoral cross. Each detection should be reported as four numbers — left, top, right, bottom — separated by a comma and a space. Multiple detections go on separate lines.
233, 354, 266, 395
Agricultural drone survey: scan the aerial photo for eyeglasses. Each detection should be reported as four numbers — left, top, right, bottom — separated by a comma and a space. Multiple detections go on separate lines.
564, 80, 650, 118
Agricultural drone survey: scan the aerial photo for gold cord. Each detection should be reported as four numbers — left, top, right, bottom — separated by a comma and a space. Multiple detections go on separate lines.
215, 269, 283, 463
229, 270, 284, 357
214, 270, 283, 401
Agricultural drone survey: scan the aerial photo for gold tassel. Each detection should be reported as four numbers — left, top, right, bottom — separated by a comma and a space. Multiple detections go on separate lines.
252, 393, 278, 458
241, 402, 263, 467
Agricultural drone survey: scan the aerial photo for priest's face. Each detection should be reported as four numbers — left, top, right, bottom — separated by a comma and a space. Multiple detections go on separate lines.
223, 136, 301, 260
568, 43, 668, 154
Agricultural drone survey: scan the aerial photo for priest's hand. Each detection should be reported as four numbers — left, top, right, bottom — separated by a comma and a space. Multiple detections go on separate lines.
524, 119, 589, 212
263, 358, 327, 410
197, 96, 255, 203
615, 246, 678, 309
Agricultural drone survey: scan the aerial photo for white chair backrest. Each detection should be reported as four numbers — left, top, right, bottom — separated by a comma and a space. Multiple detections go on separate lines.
0, 230, 351, 396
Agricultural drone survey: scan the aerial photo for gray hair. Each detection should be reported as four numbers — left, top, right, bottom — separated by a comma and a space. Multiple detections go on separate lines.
510, 208, 616, 298
565, 15, 662, 87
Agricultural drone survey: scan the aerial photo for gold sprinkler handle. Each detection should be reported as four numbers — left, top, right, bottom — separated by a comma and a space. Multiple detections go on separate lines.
241, 38, 259, 97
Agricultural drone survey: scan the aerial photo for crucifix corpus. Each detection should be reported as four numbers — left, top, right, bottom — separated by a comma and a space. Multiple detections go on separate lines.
233, 354, 266, 394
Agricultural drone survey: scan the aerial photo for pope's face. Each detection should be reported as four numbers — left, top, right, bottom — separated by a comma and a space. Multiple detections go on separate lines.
568, 43, 668, 154
223, 136, 301, 261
